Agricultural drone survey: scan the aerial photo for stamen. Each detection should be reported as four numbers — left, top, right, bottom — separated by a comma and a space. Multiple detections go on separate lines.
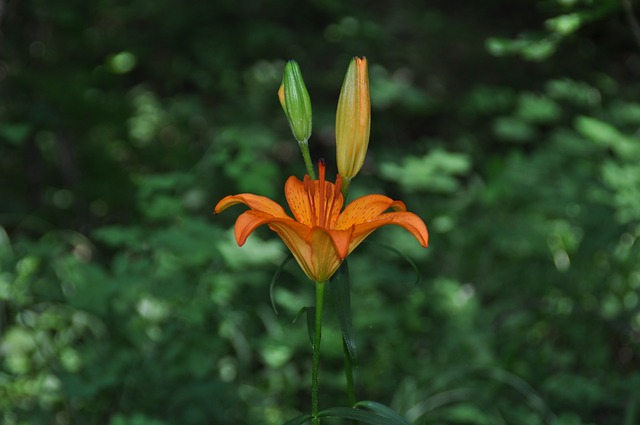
335, 174, 343, 195
318, 160, 326, 227
304, 175, 317, 225
325, 173, 343, 229
325, 182, 335, 229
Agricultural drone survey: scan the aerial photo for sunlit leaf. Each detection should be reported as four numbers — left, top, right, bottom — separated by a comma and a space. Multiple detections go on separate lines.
545, 13, 582, 35
493, 116, 537, 143
379, 149, 470, 193
521, 37, 556, 62
485, 37, 518, 56
545, 79, 601, 106
516, 93, 562, 124
575, 116, 639, 159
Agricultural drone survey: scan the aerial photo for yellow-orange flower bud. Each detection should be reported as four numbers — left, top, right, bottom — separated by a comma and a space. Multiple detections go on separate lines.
279, 60, 312, 143
335, 57, 370, 180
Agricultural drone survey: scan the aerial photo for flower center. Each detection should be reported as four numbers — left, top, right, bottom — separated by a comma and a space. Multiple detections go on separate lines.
303, 160, 342, 229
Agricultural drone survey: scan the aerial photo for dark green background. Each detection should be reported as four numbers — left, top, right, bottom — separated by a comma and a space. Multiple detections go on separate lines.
1, 1, 639, 424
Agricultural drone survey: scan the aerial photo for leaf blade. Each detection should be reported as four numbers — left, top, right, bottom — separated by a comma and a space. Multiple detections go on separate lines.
270, 254, 294, 315
362, 241, 421, 286
355, 401, 412, 425
281, 414, 313, 425
318, 407, 407, 425
331, 261, 357, 362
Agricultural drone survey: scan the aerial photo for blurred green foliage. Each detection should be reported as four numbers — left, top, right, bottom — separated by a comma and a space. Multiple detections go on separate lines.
1, 0, 640, 424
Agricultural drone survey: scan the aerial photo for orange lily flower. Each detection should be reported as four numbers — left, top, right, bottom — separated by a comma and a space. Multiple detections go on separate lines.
215, 162, 429, 283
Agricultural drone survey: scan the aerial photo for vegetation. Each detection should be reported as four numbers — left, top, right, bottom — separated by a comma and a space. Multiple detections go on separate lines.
1, 1, 639, 424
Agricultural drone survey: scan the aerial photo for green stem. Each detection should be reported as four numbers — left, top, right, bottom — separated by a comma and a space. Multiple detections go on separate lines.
342, 338, 356, 406
338, 179, 356, 411
299, 140, 316, 179
340, 177, 351, 200
312, 282, 325, 425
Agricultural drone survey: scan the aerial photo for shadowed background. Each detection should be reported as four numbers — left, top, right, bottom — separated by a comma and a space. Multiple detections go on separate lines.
1, 1, 639, 424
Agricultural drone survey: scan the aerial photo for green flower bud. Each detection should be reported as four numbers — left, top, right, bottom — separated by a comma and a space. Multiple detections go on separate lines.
279, 60, 312, 143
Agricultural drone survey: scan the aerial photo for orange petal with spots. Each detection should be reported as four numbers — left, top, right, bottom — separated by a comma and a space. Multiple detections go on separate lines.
335, 194, 406, 229
215, 194, 288, 218
285, 172, 344, 228
233, 211, 297, 246
348, 211, 429, 255
284, 176, 315, 226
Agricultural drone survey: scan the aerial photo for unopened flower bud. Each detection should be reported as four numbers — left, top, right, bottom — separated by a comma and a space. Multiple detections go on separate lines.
336, 57, 370, 180
279, 61, 312, 143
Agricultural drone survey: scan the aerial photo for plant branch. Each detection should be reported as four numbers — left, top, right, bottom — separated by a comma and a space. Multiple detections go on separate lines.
299, 140, 316, 179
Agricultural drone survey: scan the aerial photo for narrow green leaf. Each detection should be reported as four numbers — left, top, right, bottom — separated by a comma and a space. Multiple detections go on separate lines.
405, 387, 472, 421
306, 306, 317, 348
270, 254, 294, 315
482, 367, 555, 422
362, 241, 421, 285
281, 414, 313, 425
319, 407, 406, 425
292, 306, 308, 324
355, 401, 411, 425
292, 306, 316, 348
331, 261, 357, 362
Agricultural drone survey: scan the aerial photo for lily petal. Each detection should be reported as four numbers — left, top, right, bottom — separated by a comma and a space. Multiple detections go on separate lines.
285, 175, 344, 228
326, 228, 353, 260
306, 228, 344, 282
335, 194, 406, 229
215, 194, 289, 218
284, 176, 315, 226
233, 211, 296, 246
268, 222, 343, 282
347, 211, 429, 255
